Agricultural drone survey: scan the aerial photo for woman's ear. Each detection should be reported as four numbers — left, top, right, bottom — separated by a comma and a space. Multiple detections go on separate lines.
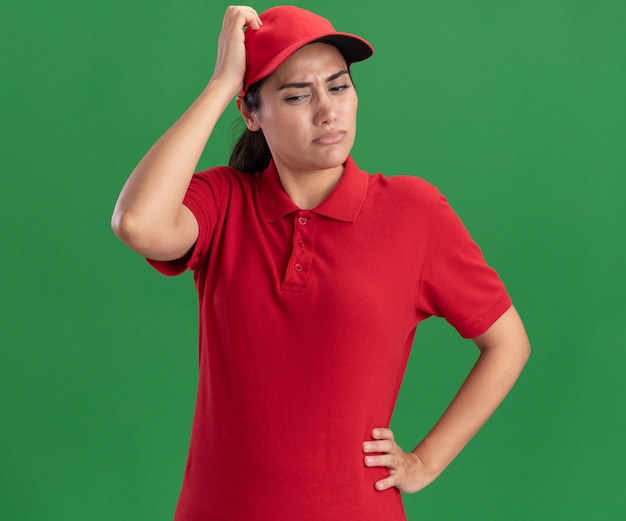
236, 96, 261, 132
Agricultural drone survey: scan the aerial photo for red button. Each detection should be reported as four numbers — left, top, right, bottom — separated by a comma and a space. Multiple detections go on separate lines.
297, 217, 308, 225
297, 239, 306, 247
294, 263, 304, 272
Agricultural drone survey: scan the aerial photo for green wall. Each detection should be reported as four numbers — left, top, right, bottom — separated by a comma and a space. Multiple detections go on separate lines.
2, 1, 624, 519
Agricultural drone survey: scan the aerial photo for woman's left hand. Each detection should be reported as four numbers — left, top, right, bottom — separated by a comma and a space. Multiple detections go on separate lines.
363, 428, 434, 494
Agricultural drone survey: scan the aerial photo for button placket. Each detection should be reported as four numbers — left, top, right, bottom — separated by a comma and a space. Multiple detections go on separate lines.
282, 212, 315, 291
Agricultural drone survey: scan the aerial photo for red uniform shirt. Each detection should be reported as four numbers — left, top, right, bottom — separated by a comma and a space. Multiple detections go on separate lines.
149, 157, 511, 521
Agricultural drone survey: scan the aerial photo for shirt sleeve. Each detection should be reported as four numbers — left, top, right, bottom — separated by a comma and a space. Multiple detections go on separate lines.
415, 193, 512, 338
146, 168, 230, 276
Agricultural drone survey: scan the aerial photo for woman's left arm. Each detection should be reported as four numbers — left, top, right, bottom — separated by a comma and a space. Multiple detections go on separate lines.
363, 305, 530, 493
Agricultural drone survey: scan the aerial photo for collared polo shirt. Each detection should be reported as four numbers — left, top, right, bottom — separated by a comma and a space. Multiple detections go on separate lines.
148, 157, 511, 521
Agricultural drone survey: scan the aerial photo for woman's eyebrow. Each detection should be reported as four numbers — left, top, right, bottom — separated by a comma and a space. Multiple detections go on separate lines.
276, 70, 350, 91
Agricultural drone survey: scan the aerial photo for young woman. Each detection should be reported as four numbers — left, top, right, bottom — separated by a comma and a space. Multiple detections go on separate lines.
112, 6, 530, 521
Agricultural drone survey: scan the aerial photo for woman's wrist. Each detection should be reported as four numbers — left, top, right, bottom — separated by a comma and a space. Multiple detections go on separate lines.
410, 446, 444, 484
206, 74, 243, 104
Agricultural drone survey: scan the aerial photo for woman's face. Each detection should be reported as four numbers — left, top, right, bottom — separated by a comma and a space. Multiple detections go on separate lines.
247, 43, 358, 178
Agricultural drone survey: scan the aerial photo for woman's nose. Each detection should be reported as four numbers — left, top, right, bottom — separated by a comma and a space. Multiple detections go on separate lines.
313, 92, 337, 126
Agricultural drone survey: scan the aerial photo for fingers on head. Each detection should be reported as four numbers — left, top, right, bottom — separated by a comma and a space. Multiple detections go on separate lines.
226, 6, 262, 29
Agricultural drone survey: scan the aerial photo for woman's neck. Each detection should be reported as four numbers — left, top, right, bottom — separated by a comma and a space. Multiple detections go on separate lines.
277, 164, 344, 210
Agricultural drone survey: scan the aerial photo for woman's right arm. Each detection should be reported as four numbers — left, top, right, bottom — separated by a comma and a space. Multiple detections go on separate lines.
111, 6, 262, 261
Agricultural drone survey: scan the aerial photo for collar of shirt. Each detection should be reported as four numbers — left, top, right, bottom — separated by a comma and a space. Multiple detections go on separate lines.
260, 156, 369, 223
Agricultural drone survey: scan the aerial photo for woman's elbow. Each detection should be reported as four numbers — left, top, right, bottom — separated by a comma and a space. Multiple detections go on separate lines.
111, 209, 157, 255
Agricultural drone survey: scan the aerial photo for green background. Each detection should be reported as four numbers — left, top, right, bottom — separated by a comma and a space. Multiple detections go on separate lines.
2, 1, 624, 519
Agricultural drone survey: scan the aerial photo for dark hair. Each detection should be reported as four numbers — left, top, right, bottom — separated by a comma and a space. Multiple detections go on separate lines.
229, 80, 272, 174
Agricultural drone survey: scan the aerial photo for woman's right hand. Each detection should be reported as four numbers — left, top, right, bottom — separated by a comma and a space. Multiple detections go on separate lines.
211, 6, 263, 95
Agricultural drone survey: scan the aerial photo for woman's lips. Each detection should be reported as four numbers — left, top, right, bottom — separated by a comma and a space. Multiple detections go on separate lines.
313, 130, 346, 145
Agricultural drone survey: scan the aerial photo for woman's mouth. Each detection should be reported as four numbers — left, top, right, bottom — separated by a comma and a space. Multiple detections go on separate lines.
313, 130, 346, 145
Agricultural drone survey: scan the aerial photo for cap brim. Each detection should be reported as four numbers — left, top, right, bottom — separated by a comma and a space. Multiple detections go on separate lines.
313, 33, 374, 64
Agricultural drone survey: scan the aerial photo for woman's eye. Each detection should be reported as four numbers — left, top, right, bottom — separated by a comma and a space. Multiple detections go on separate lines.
285, 94, 307, 102
330, 84, 350, 92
